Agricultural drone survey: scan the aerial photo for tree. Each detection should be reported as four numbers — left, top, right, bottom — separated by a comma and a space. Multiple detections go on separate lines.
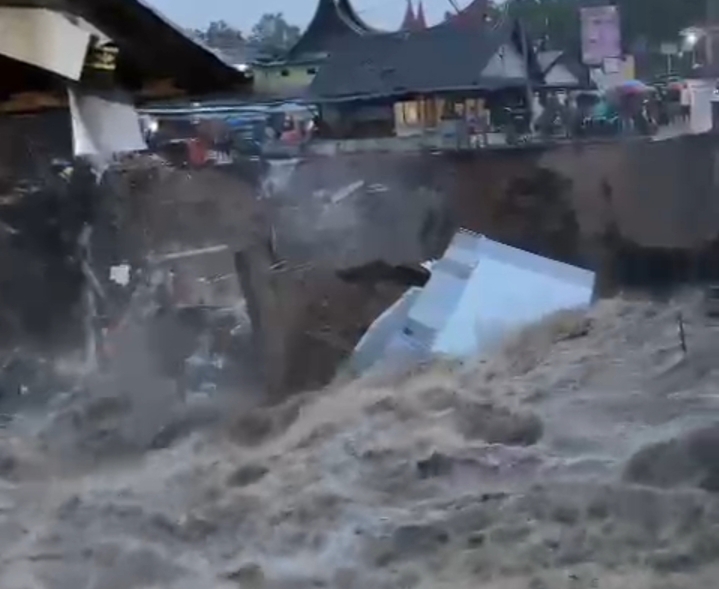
188, 20, 247, 64
248, 13, 301, 56
617, 0, 704, 47
502, 0, 583, 52
499, 0, 706, 53
192, 20, 244, 49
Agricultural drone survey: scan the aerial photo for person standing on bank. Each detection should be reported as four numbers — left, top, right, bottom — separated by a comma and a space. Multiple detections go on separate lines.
681, 83, 692, 123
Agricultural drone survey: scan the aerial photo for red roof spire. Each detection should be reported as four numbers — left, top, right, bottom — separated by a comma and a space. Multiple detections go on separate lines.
415, 0, 427, 29
400, 0, 417, 31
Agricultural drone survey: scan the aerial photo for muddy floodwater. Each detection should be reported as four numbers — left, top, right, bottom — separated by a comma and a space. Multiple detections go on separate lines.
3, 294, 719, 588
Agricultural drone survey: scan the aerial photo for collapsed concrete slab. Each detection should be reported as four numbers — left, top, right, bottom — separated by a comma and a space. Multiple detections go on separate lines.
353, 230, 596, 374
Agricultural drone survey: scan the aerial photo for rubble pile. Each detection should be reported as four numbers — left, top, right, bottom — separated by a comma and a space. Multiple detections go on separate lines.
0, 293, 719, 587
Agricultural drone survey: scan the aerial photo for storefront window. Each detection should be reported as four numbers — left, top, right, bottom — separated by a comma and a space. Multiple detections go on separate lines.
441, 99, 456, 119
466, 98, 477, 119
402, 101, 419, 125
395, 101, 421, 126
424, 99, 437, 127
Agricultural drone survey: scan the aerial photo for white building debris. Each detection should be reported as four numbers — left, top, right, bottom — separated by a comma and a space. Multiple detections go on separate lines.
109, 264, 131, 287
0, 7, 91, 81
68, 88, 147, 168
353, 230, 596, 373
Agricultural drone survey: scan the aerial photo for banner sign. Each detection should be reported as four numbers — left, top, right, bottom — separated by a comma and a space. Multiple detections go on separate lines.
581, 6, 622, 66
85, 42, 118, 72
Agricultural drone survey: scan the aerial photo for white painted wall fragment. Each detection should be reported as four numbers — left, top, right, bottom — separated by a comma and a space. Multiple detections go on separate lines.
68, 88, 147, 165
0, 8, 91, 80
352, 230, 596, 373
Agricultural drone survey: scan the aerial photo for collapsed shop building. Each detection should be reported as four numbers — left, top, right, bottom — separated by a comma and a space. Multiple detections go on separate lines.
0, 0, 439, 398
0, 0, 250, 355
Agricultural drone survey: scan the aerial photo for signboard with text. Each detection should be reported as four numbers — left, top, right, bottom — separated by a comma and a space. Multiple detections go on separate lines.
660, 42, 679, 56
580, 5, 622, 66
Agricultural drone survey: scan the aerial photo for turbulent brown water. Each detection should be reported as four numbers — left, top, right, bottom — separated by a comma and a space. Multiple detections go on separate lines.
3, 294, 719, 588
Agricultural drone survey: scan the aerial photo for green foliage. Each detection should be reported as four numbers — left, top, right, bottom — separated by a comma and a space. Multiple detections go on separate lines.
191, 20, 244, 49
504, 0, 580, 51
188, 13, 301, 63
620, 0, 704, 47
188, 20, 246, 63
500, 0, 707, 52
248, 13, 301, 55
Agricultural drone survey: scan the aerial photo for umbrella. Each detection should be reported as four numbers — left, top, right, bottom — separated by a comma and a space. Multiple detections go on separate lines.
612, 79, 654, 94
603, 80, 655, 106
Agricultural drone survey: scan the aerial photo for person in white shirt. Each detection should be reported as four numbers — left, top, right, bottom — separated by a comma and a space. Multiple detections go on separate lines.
680, 83, 691, 122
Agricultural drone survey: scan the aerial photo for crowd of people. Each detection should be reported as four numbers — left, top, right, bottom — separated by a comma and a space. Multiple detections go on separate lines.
140, 79, 697, 160
533, 81, 692, 140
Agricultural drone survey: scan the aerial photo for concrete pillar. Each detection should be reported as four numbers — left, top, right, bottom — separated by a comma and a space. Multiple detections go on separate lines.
234, 241, 289, 398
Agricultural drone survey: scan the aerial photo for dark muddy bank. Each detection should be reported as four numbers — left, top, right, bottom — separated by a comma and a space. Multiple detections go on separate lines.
286, 134, 719, 295
4, 130, 719, 397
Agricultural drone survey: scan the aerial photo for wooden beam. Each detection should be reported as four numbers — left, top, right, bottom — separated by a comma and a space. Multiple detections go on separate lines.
0, 91, 67, 113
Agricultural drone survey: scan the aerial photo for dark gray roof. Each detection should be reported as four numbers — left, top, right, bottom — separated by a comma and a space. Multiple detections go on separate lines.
0, 0, 251, 98
309, 20, 541, 101
69, 0, 249, 94
337, 0, 377, 33
537, 49, 589, 89
286, 0, 370, 62
537, 50, 563, 73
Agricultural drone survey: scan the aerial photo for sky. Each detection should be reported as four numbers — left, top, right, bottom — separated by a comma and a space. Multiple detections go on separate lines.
144, 0, 473, 34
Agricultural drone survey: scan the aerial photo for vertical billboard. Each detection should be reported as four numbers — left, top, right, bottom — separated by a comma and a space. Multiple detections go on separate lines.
580, 5, 622, 66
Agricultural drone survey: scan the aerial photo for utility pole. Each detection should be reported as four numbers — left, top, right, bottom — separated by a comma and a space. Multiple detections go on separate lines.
447, 0, 460, 14
518, 19, 534, 134
707, 0, 719, 72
